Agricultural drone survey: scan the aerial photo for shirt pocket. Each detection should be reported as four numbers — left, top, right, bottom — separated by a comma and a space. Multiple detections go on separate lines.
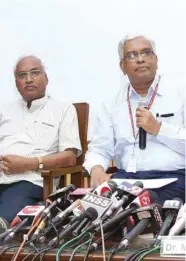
156, 103, 184, 126
32, 120, 58, 150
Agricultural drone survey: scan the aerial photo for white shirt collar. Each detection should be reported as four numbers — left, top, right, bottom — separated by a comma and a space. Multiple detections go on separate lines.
20, 95, 49, 111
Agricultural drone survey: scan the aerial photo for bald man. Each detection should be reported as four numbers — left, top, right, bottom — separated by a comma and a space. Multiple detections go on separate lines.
0, 56, 81, 223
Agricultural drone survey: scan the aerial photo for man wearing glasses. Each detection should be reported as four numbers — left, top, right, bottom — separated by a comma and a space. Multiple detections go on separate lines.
0, 56, 81, 223
84, 34, 185, 202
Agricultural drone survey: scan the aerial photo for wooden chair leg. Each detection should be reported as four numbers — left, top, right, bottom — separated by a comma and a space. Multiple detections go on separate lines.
84, 177, 90, 188
71, 172, 84, 188
43, 176, 50, 201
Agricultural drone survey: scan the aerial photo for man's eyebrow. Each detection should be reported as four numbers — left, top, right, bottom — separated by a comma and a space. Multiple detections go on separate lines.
126, 48, 152, 53
16, 67, 41, 73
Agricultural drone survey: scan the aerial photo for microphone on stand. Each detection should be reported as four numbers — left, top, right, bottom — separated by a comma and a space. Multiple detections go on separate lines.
138, 98, 148, 150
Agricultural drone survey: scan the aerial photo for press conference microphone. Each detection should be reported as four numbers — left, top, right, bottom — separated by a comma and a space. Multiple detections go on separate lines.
116, 202, 163, 251
48, 219, 82, 247
31, 214, 50, 241
93, 180, 118, 198
117, 218, 150, 251
168, 203, 186, 237
3, 218, 29, 243
72, 207, 98, 236
48, 184, 76, 201
101, 181, 144, 221
0, 217, 10, 242
151, 198, 182, 247
51, 199, 81, 225
89, 219, 127, 252
138, 98, 148, 150
95, 190, 157, 233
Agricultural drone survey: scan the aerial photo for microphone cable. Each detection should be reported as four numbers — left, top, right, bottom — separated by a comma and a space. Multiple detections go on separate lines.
20, 218, 60, 261
124, 247, 151, 261
0, 244, 21, 257
124, 244, 160, 261
107, 243, 119, 261
29, 230, 92, 261
56, 231, 92, 261
68, 233, 94, 261
136, 246, 160, 261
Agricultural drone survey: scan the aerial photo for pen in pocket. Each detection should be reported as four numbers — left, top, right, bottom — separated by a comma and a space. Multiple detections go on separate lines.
156, 113, 174, 118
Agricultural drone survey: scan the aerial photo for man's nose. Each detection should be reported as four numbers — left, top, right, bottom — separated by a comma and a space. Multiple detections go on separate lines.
136, 54, 145, 63
25, 72, 34, 82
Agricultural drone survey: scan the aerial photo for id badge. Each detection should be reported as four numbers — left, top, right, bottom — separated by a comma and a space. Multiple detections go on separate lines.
127, 155, 138, 173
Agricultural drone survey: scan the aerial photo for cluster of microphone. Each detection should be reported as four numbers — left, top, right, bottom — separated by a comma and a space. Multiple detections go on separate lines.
0, 181, 185, 261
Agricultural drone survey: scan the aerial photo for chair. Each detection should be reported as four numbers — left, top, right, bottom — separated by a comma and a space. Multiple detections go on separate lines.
41, 103, 89, 200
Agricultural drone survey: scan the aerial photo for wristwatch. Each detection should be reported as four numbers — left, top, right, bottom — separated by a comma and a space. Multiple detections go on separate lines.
37, 157, 44, 170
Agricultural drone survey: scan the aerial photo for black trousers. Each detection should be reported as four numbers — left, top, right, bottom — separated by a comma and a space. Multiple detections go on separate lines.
0, 181, 43, 223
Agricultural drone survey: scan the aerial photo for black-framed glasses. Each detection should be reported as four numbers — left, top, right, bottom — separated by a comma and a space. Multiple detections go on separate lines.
124, 49, 155, 61
15, 69, 44, 80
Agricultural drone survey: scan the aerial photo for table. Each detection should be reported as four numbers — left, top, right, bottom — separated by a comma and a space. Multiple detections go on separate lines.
0, 249, 184, 261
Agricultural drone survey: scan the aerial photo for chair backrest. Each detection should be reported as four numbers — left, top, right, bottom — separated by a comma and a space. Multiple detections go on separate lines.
73, 103, 89, 165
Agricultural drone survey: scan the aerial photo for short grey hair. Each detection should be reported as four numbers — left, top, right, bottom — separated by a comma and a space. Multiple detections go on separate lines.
14, 55, 46, 75
118, 34, 157, 61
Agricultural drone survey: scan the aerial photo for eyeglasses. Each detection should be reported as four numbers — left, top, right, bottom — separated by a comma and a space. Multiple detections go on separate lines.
15, 69, 44, 80
124, 49, 155, 61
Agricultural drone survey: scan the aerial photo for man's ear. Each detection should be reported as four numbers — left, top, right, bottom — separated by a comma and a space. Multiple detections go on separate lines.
119, 60, 126, 75
155, 56, 158, 70
45, 73, 49, 84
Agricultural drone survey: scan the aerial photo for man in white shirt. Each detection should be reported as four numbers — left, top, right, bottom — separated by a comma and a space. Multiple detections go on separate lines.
83, 34, 185, 202
0, 55, 82, 223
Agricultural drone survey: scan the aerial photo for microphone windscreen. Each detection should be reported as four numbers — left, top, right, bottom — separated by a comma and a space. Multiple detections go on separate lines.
147, 190, 162, 205
107, 181, 118, 193
0, 217, 9, 233
85, 207, 98, 221
133, 181, 144, 188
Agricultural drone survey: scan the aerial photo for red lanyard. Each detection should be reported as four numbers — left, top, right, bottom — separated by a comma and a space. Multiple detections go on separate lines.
127, 80, 159, 139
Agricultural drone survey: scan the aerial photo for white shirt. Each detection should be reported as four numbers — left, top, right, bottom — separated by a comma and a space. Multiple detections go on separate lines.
84, 74, 185, 174
0, 96, 82, 187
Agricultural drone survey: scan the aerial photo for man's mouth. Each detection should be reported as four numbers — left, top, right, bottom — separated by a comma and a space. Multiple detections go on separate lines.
135, 66, 149, 71
24, 86, 37, 90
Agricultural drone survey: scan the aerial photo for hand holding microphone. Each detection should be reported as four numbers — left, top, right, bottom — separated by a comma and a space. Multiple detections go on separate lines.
136, 100, 161, 149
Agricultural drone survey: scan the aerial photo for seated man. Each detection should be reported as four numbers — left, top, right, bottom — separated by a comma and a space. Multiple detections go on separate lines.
0, 55, 82, 223
84, 34, 185, 203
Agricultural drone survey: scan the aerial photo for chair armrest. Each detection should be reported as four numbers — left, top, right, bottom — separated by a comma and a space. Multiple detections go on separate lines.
41, 165, 83, 178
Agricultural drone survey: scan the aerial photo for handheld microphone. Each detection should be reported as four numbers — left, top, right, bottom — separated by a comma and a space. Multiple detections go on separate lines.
151, 198, 183, 246
168, 203, 186, 237
138, 98, 148, 150
3, 218, 29, 243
